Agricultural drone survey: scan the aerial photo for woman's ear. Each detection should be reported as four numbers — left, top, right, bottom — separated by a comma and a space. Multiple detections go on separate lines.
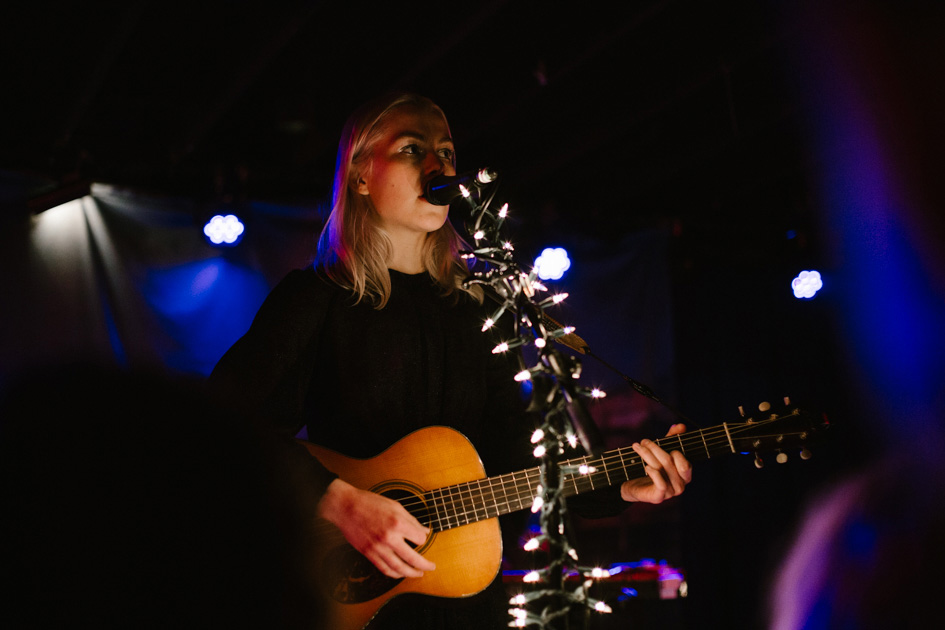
354, 163, 372, 196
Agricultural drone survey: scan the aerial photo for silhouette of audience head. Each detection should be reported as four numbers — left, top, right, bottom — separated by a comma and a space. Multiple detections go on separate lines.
769, 446, 944, 629
0, 363, 325, 628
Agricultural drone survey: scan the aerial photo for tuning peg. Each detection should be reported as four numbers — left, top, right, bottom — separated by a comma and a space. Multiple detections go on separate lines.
754, 454, 764, 469
738, 405, 745, 417
800, 448, 812, 460
758, 401, 771, 412
783, 396, 791, 406
776, 451, 788, 464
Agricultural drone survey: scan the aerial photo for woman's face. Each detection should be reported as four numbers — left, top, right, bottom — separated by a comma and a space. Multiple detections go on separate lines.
357, 105, 456, 239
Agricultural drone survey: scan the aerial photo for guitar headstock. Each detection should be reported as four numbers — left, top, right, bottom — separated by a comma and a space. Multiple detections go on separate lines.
729, 397, 828, 468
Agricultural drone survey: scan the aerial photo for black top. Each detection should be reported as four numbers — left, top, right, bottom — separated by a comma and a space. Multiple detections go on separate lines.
208, 267, 623, 628
209, 268, 534, 482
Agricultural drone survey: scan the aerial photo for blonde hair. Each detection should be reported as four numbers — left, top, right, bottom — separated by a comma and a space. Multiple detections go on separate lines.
316, 93, 482, 308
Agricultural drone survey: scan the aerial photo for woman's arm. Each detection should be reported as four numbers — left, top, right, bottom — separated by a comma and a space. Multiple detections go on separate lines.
316, 478, 436, 579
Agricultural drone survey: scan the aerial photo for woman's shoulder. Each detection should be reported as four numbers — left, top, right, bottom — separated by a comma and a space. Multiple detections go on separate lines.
277, 265, 345, 294
256, 266, 348, 316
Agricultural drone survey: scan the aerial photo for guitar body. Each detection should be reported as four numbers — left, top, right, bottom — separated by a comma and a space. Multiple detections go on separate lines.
299, 426, 502, 630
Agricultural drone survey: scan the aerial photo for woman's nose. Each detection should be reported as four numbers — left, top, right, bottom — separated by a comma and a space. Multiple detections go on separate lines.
423, 150, 445, 176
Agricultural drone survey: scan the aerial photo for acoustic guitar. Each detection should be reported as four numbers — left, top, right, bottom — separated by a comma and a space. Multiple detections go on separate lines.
300, 403, 825, 630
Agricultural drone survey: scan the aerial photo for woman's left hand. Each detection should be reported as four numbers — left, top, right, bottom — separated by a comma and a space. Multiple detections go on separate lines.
620, 423, 692, 504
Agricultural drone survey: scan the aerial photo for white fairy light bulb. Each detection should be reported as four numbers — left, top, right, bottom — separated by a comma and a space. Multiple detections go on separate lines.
523, 538, 540, 551
523, 570, 540, 583
482, 318, 494, 332
530, 496, 544, 513
533, 444, 546, 458
492, 342, 509, 354
590, 388, 606, 399
530, 429, 544, 443
594, 602, 613, 613
534, 338, 546, 348
514, 370, 531, 382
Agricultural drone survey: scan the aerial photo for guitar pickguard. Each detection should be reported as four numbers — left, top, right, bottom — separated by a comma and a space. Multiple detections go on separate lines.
324, 543, 404, 604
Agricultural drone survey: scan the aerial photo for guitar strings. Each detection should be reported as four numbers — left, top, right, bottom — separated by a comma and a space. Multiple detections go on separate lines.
339, 419, 793, 533
429, 421, 791, 531
414, 427, 729, 531
312, 416, 805, 536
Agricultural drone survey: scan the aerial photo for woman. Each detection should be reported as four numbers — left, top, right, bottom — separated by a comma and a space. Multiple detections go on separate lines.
209, 92, 692, 628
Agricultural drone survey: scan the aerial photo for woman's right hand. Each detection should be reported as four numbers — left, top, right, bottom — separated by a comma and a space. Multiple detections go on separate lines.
316, 478, 436, 579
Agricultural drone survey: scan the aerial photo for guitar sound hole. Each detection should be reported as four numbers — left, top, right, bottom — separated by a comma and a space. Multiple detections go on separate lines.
394, 489, 433, 529
323, 488, 431, 604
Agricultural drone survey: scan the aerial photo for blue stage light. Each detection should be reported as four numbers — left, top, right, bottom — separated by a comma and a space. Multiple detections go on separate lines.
534, 247, 571, 281
203, 214, 244, 246
792, 270, 823, 299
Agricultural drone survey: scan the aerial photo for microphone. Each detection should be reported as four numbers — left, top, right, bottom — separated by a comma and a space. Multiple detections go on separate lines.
424, 167, 498, 206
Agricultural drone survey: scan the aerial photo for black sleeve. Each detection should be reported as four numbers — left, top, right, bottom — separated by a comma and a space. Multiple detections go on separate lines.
206, 268, 339, 497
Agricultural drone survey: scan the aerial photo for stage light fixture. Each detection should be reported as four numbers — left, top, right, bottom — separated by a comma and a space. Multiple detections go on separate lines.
792, 270, 823, 299
534, 247, 571, 281
203, 214, 244, 246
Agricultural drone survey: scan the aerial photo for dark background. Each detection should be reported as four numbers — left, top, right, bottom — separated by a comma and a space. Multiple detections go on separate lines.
3, 1, 944, 628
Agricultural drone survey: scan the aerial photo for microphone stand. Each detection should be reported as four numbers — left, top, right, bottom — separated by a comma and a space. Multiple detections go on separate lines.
455, 175, 613, 629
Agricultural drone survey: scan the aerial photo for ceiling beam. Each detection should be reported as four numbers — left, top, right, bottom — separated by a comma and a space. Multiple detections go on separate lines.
173, 1, 321, 159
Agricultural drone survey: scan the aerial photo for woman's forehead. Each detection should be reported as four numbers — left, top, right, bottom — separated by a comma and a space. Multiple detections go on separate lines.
376, 105, 451, 141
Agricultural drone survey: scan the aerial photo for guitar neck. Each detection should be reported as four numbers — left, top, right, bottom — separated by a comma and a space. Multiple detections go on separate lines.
424, 422, 747, 532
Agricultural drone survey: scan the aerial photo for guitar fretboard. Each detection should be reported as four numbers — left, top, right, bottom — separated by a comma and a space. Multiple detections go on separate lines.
421, 416, 801, 532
